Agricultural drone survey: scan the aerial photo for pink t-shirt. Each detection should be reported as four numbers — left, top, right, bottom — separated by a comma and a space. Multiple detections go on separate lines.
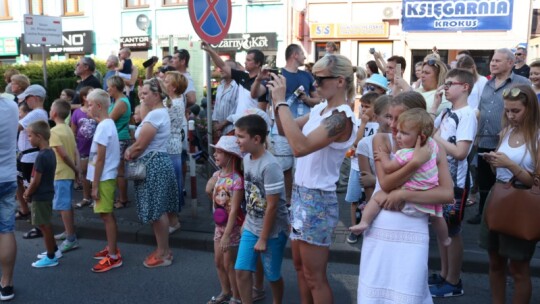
395, 137, 439, 190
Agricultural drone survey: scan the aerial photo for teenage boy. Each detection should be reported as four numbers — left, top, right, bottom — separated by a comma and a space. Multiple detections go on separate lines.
234, 114, 289, 304
430, 69, 477, 297
49, 100, 80, 253
24, 121, 58, 268
86, 89, 122, 273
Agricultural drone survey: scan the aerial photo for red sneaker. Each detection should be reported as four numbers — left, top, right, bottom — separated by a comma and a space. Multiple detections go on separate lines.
93, 247, 121, 260
91, 255, 123, 273
143, 252, 173, 268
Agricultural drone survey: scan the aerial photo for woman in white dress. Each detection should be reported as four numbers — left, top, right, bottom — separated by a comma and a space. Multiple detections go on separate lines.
358, 91, 454, 304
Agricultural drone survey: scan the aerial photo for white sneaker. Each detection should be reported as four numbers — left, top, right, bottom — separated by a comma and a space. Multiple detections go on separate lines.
54, 231, 66, 240
37, 249, 63, 259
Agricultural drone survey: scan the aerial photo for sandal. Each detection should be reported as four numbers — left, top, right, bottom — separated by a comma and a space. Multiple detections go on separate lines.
23, 227, 43, 239
252, 287, 266, 302
229, 297, 242, 303
114, 200, 130, 209
168, 223, 181, 234
75, 198, 92, 209
206, 293, 231, 304
15, 210, 31, 221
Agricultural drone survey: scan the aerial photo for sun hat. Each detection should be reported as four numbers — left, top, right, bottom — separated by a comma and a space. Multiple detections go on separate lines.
18, 84, 46, 101
210, 135, 242, 158
365, 74, 389, 91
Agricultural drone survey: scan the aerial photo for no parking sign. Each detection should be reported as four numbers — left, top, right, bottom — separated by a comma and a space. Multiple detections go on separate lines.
188, 0, 232, 44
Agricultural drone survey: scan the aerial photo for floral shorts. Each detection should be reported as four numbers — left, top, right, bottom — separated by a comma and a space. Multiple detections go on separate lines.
214, 224, 241, 246
289, 185, 338, 247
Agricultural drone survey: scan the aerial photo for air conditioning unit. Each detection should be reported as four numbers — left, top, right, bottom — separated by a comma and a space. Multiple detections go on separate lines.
382, 5, 402, 20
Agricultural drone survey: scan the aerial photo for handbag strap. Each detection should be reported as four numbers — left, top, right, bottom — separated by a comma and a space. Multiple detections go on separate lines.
143, 151, 157, 165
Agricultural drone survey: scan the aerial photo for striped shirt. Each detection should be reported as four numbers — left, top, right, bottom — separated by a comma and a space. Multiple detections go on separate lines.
477, 73, 530, 149
212, 79, 239, 135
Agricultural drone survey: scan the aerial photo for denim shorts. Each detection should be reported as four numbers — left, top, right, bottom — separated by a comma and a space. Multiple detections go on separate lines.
289, 185, 338, 247
53, 180, 73, 211
235, 230, 287, 282
0, 181, 17, 233
345, 168, 363, 203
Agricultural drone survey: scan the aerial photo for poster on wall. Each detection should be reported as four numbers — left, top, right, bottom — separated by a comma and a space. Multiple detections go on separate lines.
402, 0, 514, 31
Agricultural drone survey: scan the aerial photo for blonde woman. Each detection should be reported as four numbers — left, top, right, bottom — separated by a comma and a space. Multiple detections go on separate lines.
125, 78, 179, 267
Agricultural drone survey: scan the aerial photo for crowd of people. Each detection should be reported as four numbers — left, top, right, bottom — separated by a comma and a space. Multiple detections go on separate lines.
0, 41, 539, 304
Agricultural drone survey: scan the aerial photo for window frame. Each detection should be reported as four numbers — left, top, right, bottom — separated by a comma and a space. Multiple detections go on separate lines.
0, 0, 12, 20
28, 0, 44, 15
63, 0, 84, 16
125, 0, 149, 9
162, 0, 188, 6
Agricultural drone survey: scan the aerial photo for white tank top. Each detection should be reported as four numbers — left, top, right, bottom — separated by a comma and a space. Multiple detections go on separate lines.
496, 129, 536, 182
294, 102, 358, 191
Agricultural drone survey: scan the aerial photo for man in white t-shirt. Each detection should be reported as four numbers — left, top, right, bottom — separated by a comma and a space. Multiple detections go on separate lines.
430, 69, 477, 298
16, 85, 49, 221
86, 89, 122, 273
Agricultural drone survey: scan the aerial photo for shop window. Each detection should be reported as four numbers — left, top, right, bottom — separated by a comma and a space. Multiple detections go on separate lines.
63, 0, 83, 16
125, 0, 149, 9
314, 42, 340, 61
28, 0, 52, 15
163, 0, 187, 6
0, 0, 11, 20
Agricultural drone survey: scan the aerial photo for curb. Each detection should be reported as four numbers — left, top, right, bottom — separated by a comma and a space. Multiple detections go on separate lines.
15, 215, 540, 277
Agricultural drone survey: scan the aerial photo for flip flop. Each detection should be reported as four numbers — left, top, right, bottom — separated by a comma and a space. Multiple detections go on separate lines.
114, 200, 130, 209
23, 227, 43, 239
15, 210, 31, 221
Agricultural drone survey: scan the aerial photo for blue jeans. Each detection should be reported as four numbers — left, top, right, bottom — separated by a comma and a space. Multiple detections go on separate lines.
0, 181, 17, 233
169, 154, 184, 210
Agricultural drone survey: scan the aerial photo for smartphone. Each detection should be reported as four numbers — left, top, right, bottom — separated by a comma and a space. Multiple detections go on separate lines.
143, 56, 158, 68
369, 48, 375, 54
268, 68, 281, 75
395, 63, 402, 80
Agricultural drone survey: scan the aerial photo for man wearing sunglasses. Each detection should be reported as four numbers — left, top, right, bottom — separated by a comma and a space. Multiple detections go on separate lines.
469, 48, 531, 225
512, 47, 530, 79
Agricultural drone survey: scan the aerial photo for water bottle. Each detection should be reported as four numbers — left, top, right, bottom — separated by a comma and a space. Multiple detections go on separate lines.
286, 85, 305, 116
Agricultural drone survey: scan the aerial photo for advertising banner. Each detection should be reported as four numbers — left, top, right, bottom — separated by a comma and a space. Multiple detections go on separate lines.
402, 0, 514, 31
22, 31, 93, 54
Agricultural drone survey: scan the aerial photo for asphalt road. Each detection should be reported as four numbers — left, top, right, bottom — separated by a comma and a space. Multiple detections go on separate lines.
7, 232, 540, 303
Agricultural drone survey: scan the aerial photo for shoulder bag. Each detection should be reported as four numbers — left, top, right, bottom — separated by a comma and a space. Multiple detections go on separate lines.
125, 151, 157, 181
485, 174, 540, 241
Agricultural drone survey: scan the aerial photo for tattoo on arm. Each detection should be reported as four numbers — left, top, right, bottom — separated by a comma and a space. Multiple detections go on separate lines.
324, 111, 347, 138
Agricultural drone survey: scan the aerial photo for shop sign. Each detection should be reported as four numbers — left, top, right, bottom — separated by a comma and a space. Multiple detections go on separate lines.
402, 0, 514, 31
0, 37, 19, 56
310, 23, 388, 39
210, 33, 278, 52
21, 31, 93, 54
120, 36, 151, 50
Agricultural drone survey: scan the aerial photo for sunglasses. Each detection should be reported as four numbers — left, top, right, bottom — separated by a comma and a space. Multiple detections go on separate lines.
426, 59, 439, 67
515, 53, 523, 56
502, 87, 524, 98
314, 75, 339, 86
365, 85, 377, 92
443, 81, 465, 90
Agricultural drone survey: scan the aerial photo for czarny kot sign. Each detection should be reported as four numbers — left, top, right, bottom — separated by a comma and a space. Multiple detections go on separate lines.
210, 33, 277, 52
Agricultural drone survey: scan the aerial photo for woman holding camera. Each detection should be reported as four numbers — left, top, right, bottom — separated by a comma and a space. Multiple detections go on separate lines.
479, 84, 540, 304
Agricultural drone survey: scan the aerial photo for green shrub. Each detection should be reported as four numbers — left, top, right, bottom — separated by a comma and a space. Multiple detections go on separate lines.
0, 58, 149, 110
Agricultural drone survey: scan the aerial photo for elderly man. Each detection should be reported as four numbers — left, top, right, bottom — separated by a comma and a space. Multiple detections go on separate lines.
103, 55, 119, 91
0, 95, 18, 301
512, 47, 530, 78
468, 48, 531, 225
72, 57, 102, 108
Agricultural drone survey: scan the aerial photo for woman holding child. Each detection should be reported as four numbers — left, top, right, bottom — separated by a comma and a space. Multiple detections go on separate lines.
358, 91, 454, 303
125, 78, 179, 268
268, 54, 358, 303
479, 84, 540, 304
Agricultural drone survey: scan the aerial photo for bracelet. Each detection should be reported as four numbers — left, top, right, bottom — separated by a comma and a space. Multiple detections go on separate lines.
274, 102, 289, 110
